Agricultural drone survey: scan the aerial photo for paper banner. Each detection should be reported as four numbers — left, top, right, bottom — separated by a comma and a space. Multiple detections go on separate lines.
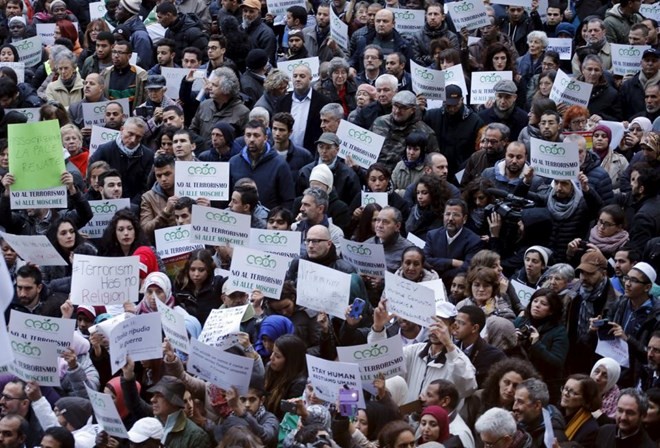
228, 246, 288, 299
546, 38, 572, 60
470, 71, 513, 105
449, 0, 490, 31
198, 305, 247, 347
410, 60, 445, 100
510, 280, 536, 308
611, 44, 651, 77
174, 161, 230, 201
82, 98, 130, 127
0, 62, 25, 83
86, 385, 129, 438
157, 300, 190, 354
154, 224, 203, 259
529, 137, 580, 180
389, 7, 425, 33
70, 254, 140, 305
8, 310, 76, 356
89, 126, 120, 156
13, 36, 42, 67
361, 192, 388, 207
330, 8, 349, 51
549, 69, 592, 108
108, 313, 163, 372
297, 259, 351, 318
267, 0, 306, 15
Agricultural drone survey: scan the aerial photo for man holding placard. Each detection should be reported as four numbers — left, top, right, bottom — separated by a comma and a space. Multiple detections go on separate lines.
140, 154, 177, 243
410, 3, 459, 67
68, 74, 109, 140
364, 206, 413, 273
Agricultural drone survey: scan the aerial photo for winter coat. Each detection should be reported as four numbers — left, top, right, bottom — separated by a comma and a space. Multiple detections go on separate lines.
291, 189, 351, 231
165, 13, 209, 64
405, 206, 443, 241
363, 234, 415, 273
240, 70, 265, 108
60, 354, 101, 398
140, 182, 176, 244
595, 424, 655, 448
478, 105, 529, 141
351, 100, 391, 130
302, 26, 346, 63
15, 83, 43, 108
350, 28, 413, 74
604, 4, 644, 45
618, 73, 647, 121
581, 150, 614, 205
498, 11, 542, 56
518, 124, 543, 154
482, 160, 546, 196
243, 19, 277, 64
297, 159, 361, 208
314, 78, 358, 114
191, 95, 250, 141
121, 15, 154, 70
392, 161, 425, 196
583, 77, 622, 121
100, 63, 148, 110
628, 195, 660, 255
600, 150, 628, 192
45, 75, 84, 108
411, 23, 459, 66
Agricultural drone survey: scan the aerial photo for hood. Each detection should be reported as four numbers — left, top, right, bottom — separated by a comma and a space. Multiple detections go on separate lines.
240, 142, 277, 166
151, 180, 170, 199
604, 4, 624, 20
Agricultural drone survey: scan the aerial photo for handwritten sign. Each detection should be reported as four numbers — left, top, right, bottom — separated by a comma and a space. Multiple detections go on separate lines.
470, 71, 513, 105
36, 23, 56, 46
0, 232, 67, 266
108, 313, 162, 372
156, 300, 190, 354
410, 60, 445, 100
198, 305, 247, 347
228, 247, 288, 299
86, 385, 129, 438
336, 336, 406, 395
0, 62, 25, 83
175, 161, 229, 200
306, 355, 366, 407
276, 57, 320, 91
336, 119, 384, 170
530, 137, 580, 180
546, 38, 572, 60
80, 199, 130, 238
611, 44, 651, 77
190, 205, 251, 247
361, 192, 388, 207
9, 310, 76, 357
89, 126, 120, 156
549, 69, 592, 108
188, 338, 254, 394
389, 8, 425, 33
248, 229, 301, 259
155, 225, 203, 259
330, 8, 349, 51
383, 271, 436, 327
449, 0, 490, 31
13, 36, 42, 67
510, 280, 536, 308
340, 239, 387, 277
297, 259, 351, 318
71, 254, 140, 305
595, 337, 630, 368
82, 98, 130, 127
267, 0, 306, 16
421, 279, 448, 303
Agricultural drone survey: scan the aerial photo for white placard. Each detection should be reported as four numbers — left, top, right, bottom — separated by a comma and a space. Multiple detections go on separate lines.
36, 24, 57, 46
510, 280, 536, 308
421, 279, 448, 303
306, 355, 366, 407
383, 271, 436, 327
190, 205, 251, 246
13, 36, 42, 67
276, 57, 320, 91
8, 327, 60, 386
9, 186, 67, 210
161, 67, 205, 100
228, 247, 288, 299
599, 120, 626, 150
156, 300, 190, 354
108, 313, 163, 372
595, 337, 630, 368
406, 232, 425, 249
155, 225, 203, 259
455, 168, 465, 184
82, 98, 131, 127
80, 199, 131, 239
297, 259, 351, 318
340, 239, 387, 277
0, 62, 25, 83
267, 0, 306, 16
467, 36, 480, 46
8, 310, 76, 356
5, 108, 40, 123
0, 258, 12, 311
389, 8, 425, 33
89, 126, 120, 156
336, 336, 406, 395
198, 305, 247, 347
529, 137, 580, 180
0, 232, 67, 266
89, 1, 107, 20
546, 38, 573, 60
0, 324, 13, 369
549, 69, 592, 108
470, 71, 513, 105
640, 3, 660, 22
86, 385, 129, 438
70, 254, 140, 305
361, 192, 388, 207
248, 229, 301, 259
410, 60, 445, 100
188, 338, 254, 394
611, 44, 651, 77
449, 0, 490, 31
330, 8, 349, 51
489, 0, 527, 5
444, 63, 469, 97
336, 119, 385, 170
174, 161, 230, 201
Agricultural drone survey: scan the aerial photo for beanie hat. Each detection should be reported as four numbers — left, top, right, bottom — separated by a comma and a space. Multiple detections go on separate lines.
8, 16, 26, 26
55, 397, 93, 430
524, 245, 551, 266
246, 49, 269, 71
49, 0, 67, 11
309, 164, 334, 190
134, 246, 159, 279
631, 262, 657, 284
213, 121, 235, 145
555, 22, 575, 38
357, 83, 377, 100
119, 0, 141, 15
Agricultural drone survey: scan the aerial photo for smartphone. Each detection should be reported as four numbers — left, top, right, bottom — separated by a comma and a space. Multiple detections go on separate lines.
280, 399, 298, 414
338, 388, 359, 418
595, 319, 615, 340
349, 298, 366, 320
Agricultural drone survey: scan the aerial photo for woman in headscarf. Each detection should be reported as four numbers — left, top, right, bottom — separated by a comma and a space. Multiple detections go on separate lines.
137, 272, 175, 314
59, 330, 100, 397
618, 117, 653, 161
590, 357, 621, 422
253, 315, 295, 364
105, 376, 142, 428
591, 124, 628, 192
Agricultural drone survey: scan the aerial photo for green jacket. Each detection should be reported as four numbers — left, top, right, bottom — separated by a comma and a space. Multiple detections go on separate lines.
164, 410, 212, 448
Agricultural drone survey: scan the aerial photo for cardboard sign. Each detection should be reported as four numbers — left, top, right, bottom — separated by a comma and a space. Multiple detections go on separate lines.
156, 301, 190, 354
228, 247, 288, 299
248, 229, 301, 259
0, 62, 25, 83
470, 71, 513, 105
306, 355, 366, 407
410, 60, 445, 100
82, 98, 131, 127
187, 338, 254, 394
449, 0, 490, 31
70, 254, 140, 305
154, 225, 203, 259
108, 313, 163, 372
198, 305, 247, 347
174, 161, 230, 201
80, 199, 131, 239
529, 137, 580, 180
5, 108, 40, 123
546, 38, 572, 61
510, 280, 536, 308
86, 385, 129, 438
0, 232, 67, 266
340, 239, 387, 277
297, 259, 351, 318
190, 205, 251, 247
8, 310, 76, 356
330, 8, 349, 51
383, 271, 436, 327
89, 126, 120, 156
336, 119, 385, 169
361, 192, 388, 207
13, 36, 42, 67
389, 7, 425, 33
549, 69, 592, 108
611, 44, 651, 77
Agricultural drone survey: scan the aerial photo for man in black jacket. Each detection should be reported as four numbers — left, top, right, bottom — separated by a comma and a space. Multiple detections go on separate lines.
157, 2, 209, 65
595, 389, 656, 448
513, 379, 567, 448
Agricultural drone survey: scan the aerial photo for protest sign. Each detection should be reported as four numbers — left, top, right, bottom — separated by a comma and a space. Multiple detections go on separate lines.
161, 67, 205, 100
5, 108, 40, 123
444, 63, 469, 97
596, 337, 630, 368
248, 229, 301, 260
336, 119, 385, 169
89, 1, 107, 19
410, 60, 445, 100
0, 232, 67, 266
599, 120, 625, 150
406, 232, 425, 249
306, 355, 366, 408
70, 254, 140, 306
0, 258, 12, 311
421, 279, 448, 303
9, 310, 76, 356
0, 62, 25, 83
228, 247, 288, 298
511, 280, 536, 308
549, 69, 592, 108
488, 0, 527, 5
175, 161, 230, 201
188, 339, 254, 394
9, 186, 67, 210
276, 57, 320, 90
108, 313, 162, 372
340, 239, 387, 277
361, 192, 388, 207
330, 8, 349, 51
611, 44, 651, 77
389, 8, 425, 33
36, 24, 56, 46
8, 329, 60, 386
529, 137, 580, 180
449, 0, 490, 30
640, 3, 660, 22
267, 0, 306, 15
82, 98, 131, 127
337, 337, 406, 395
89, 126, 120, 156
13, 36, 42, 67
190, 205, 251, 246
297, 260, 351, 318
546, 38, 572, 60
383, 271, 436, 327
155, 225, 203, 259
199, 305, 248, 347
86, 386, 129, 438
80, 199, 131, 239
470, 71, 513, 105
156, 301, 190, 354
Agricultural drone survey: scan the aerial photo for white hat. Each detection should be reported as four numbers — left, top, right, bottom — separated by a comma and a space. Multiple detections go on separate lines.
525, 245, 551, 266
127, 418, 163, 443
309, 164, 334, 190
631, 262, 657, 284
435, 301, 457, 319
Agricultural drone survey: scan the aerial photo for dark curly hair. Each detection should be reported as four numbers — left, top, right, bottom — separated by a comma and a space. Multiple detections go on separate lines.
414, 174, 451, 214
99, 208, 147, 256
481, 358, 540, 411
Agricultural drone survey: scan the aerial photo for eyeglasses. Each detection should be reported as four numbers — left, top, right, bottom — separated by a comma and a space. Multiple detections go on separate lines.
623, 275, 650, 285
480, 138, 500, 145
596, 219, 616, 228
0, 394, 25, 401
111, 50, 131, 55
483, 436, 506, 448
304, 239, 329, 245
560, 386, 582, 397
570, 118, 588, 126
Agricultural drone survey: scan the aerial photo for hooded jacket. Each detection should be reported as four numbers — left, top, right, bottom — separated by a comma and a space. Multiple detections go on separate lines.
604, 4, 644, 45
140, 181, 176, 244
165, 13, 208, 64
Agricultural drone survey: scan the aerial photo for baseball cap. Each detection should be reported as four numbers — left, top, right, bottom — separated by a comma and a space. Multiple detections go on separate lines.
240, 0, 261, 9
444, 85, 462, 106
315, 132, 341, 146
145, 75, 166, 89
127, 418, 164, 443
643, 48, 660, 59
576, 251, 607, 274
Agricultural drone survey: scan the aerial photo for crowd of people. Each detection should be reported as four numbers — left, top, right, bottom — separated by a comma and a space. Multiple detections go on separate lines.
0, 0, 660, 447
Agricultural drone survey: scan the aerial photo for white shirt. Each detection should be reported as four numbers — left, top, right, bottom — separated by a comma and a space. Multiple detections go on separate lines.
446, 227, 464, 246
290, 88, 313, 147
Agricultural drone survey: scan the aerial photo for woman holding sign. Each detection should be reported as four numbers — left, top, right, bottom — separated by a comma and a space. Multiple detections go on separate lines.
264, 334, 308, 418
43, 216, 97, 287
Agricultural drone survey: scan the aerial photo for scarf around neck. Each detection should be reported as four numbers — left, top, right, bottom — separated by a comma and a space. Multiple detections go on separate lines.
547, 184, 583, 220
589, 226, 629, 255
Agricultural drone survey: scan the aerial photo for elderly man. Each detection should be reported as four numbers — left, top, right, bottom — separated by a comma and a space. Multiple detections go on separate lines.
240, 0, 276, 64
512, 379, 566, 447
475, 408, 533, 448
364, 206, 413, 273
319, 103, 343, 134
461, 122, 508, 187
371, 90, 438, 172
292, 187, 344, 254
596, 389, 656, 448
619, 48, 660, 121
352, 74, 398, 129
572, 18, 613, 75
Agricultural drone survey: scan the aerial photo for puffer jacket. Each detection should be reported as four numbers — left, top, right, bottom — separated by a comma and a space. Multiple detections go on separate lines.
618, 72, 646, 121
410, 22, 459, 66
164, 13, 209, 64
581, 150, 614, 205
121, 15, 153, 69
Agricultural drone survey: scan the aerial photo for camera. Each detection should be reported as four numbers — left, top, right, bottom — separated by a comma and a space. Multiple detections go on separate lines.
484, 189, 535, 242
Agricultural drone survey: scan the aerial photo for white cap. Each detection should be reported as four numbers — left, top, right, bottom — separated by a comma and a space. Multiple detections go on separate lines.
631, 262, 657, 284
127, 418, 163, 443
435, 301, 457, 319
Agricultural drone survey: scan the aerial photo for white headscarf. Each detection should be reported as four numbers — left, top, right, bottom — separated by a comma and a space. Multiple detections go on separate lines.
385, 376, 409, 406
591, 357, 621, 394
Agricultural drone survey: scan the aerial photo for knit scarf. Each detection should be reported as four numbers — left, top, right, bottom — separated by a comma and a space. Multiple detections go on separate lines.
639, 68, 660, 90
115, 135, 139, 157
547, 185, 583, 220
61, 73, 77, 91
589, 38, 606, 53
577, 277, 607, 339
565, 408, 592, 440
589, 226, 629, 255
